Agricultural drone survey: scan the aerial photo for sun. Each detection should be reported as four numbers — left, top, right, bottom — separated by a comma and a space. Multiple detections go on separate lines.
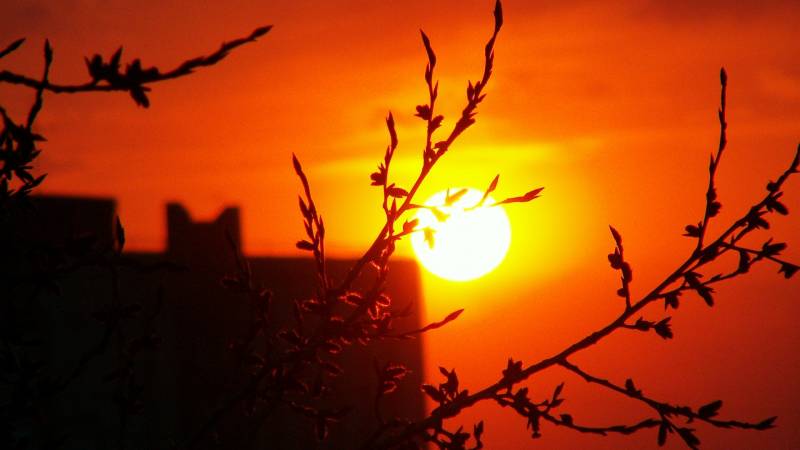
410, 188, 511, 281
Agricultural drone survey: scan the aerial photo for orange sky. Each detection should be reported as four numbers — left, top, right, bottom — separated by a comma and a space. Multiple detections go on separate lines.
2, 1, 799, 448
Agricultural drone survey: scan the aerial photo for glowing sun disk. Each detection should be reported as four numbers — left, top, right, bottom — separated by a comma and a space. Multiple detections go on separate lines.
410, 188, 511, 281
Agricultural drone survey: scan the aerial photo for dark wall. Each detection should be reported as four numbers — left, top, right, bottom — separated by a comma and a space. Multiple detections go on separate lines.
4, 196, 425, 449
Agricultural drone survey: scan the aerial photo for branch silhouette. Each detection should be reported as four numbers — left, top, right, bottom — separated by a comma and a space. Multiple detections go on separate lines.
1, 24, 270, 450
0, 26, 271, 107
274, 2, 799, 449
359, 65, 799, 450
1, 25, 271, 215
181, 2, 542, 447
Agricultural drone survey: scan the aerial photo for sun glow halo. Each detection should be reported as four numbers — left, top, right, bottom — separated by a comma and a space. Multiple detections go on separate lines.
410, 188, 511, 281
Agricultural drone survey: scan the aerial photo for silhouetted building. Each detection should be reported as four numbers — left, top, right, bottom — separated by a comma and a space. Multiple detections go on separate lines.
2, 195, 425, 449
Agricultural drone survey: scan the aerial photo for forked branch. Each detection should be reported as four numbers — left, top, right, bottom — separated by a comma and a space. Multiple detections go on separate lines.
362, 39, 798, 450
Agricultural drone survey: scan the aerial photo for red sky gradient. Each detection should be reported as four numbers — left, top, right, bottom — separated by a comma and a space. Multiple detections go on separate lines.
2, 1, 799, 448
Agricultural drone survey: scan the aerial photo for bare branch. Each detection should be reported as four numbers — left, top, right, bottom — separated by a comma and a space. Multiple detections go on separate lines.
0, 26, 271, 107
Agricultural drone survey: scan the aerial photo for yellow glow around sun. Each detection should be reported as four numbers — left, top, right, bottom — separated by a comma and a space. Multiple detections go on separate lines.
410, 188, 511, 281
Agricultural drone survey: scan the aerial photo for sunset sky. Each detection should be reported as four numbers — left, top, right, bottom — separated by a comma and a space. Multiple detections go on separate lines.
2, 0, 799, 448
